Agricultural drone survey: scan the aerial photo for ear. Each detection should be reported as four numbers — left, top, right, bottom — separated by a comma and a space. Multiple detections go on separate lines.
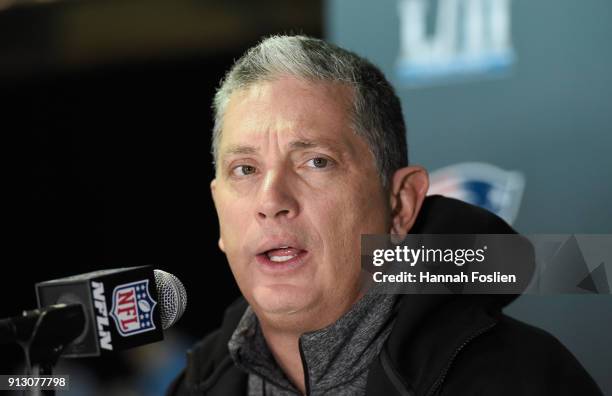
389, 166, 429, 235
210, 179, 226, 253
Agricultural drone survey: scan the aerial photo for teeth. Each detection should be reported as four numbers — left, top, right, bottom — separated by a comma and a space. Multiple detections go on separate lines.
269, 255, 297, 262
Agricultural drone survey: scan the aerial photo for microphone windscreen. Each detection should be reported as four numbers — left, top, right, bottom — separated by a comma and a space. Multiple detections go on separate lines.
154, 270, 187, 330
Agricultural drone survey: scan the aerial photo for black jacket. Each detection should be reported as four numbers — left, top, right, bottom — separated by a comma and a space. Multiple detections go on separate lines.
168, 196, 602, 395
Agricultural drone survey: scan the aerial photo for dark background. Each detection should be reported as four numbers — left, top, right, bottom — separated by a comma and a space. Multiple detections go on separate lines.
1, 0, 321, 391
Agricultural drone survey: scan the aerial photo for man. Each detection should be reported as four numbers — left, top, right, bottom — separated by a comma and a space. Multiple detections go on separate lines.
168, 35, 601, 395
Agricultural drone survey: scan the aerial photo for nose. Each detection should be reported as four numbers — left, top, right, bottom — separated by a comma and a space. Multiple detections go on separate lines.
256, 169, 300, 221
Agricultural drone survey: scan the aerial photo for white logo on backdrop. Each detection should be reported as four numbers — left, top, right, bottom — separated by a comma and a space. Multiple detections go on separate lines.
428, 162, 525, 225
396, 0, 515, 85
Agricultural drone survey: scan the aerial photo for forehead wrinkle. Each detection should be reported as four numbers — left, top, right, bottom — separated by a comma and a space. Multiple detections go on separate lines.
230, 77, 354, 134
219, 77, 361, 164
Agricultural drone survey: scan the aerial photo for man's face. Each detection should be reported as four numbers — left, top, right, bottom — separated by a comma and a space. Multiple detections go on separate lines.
211, 76, 391, 330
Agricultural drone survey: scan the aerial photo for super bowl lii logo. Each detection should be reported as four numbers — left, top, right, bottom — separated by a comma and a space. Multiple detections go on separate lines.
110, 279, 157, 336
396, 0, 515, 86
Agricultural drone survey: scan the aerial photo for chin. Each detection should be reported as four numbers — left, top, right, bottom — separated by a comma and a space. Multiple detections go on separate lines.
251, 284, 317, 316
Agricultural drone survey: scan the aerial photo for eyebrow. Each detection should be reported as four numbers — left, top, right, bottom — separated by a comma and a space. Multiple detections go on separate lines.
223, 144, 258, 156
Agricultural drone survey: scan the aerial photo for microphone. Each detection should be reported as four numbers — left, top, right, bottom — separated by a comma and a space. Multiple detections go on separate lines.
31, 266, 187, 357
154, 269, 188, 331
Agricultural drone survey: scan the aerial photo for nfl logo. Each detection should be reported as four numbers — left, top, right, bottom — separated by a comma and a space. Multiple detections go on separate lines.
110, 279, 157, 336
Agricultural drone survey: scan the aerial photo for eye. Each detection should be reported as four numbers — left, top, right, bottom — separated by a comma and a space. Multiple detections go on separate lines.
306, 157, 331, 169
231, 164, 257, 177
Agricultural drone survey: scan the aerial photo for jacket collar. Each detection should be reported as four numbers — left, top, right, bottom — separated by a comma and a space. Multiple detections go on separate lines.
362, 195, 525, 395
185, 298, 249, 394
365, 293, 509, 396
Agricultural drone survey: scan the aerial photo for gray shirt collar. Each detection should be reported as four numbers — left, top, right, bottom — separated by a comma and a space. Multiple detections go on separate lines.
228, 292, 398, 394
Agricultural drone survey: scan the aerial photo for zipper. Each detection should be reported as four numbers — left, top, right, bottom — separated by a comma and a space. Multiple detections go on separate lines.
380, 349, 415, 396
425, 322, 497, 396
298, 339, 311, 396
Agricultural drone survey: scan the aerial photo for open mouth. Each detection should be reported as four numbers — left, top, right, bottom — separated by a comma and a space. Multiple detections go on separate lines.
255, 245, 309, 272
264, 246, 303, 262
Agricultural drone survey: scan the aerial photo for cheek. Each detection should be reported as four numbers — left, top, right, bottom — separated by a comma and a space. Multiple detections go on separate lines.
323, 180, 387, 235
217, 195, 252, 252
312, 181, 386, 272
217, 199, 255, 292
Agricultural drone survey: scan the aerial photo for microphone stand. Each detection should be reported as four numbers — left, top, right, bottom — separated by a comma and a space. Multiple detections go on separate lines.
1, 304, 85, 396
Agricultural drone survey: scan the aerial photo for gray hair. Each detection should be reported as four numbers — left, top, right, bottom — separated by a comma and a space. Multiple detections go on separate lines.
212, 35, 408, 188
